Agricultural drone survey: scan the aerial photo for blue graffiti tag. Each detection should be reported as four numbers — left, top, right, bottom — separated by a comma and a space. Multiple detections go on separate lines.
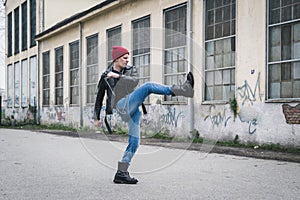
204, 105, 231, 128
160, 106, 184, 127
237, 72, 263, 105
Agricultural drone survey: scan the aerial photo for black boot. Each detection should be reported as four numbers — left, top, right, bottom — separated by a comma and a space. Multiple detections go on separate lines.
171, 72, 194, 98
113, 161, 138, 184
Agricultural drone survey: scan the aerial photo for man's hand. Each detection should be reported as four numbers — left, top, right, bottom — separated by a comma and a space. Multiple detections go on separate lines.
106, 72, 121, 79
94, 119, 101, 127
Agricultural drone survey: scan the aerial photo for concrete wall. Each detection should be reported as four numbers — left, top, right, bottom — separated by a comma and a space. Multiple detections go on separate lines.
5, 0, 300, 147
43, 0, 100, 29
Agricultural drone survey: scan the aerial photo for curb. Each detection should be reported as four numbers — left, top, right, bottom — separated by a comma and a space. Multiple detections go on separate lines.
37, 130, 300, 163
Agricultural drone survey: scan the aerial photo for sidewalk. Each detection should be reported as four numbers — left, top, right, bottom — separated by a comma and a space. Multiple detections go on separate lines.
38, 129, 300, 163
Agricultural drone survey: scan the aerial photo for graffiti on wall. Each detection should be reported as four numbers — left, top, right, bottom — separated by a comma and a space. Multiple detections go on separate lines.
204, 105, 231, 128
44, 106, 66, 122
238, 115, 257, 134
282, 104, 300, 124
237, 72, 263, 105
160, 106, 184, 128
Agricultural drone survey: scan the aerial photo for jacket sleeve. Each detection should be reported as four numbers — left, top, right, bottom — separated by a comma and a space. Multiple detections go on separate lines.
93, 74, 107, 120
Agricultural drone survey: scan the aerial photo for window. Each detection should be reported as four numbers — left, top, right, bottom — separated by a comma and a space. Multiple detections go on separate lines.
14, 62, 20, 107
107, 26, 121, 64
14, 7, 19, 55
132, 16, 151, 103
86, 35, 98, 104
55, 47, 63, 105
30, 0, 36, 47
29, 56, 37, 106
268, 0, 300, 99
7, 12, 12, 57
70, 41, 79, 105
42, 52, 50, 106
21, 59, 28, 107
22, 1, 28, 51
204, 0, 236, 101
7, 64, 13, 108
164, 4, 187, 102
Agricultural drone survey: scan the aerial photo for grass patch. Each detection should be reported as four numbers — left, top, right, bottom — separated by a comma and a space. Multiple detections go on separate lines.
0, 123, 77, 132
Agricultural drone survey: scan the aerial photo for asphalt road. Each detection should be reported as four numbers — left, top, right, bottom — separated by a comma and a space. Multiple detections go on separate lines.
0, 129, 299, 200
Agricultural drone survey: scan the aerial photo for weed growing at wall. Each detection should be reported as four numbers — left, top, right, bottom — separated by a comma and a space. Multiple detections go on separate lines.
229, 96, 238, 121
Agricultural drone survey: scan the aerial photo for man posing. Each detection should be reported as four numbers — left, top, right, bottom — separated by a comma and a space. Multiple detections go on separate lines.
93, 46, 194, 184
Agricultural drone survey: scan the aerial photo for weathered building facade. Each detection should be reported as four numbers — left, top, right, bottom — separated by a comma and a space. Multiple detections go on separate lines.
5, 0, 300, 147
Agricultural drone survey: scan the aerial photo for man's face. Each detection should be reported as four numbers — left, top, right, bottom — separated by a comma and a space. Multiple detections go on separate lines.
116, 54, 129, 69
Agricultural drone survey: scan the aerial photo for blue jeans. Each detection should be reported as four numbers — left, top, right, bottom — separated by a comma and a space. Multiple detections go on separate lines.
116, 82, 172, 163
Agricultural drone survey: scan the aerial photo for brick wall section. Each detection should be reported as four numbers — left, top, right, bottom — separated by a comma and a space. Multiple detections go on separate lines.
282, 104, 300, 124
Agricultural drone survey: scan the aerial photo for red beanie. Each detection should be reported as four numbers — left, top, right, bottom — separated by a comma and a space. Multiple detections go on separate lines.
112, 46, 129, 61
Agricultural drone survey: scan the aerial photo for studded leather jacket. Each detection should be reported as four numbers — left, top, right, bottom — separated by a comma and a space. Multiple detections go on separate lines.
93, 65, 138, 120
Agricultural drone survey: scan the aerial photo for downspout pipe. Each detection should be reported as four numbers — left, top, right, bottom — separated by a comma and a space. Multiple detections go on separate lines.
79, 22, 83, 127
189, 0, 194, 134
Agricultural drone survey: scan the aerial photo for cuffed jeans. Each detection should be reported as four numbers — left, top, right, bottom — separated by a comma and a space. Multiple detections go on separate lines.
116, 82, 173, 163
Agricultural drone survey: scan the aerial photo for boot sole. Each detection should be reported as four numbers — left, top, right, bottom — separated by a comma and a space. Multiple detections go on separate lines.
113, 179, 138, 184
187, 72, 194, 88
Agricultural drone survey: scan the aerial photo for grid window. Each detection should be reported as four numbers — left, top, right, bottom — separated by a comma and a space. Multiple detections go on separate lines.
21, 59, 28, 107
14, 62, 20, 107
204, 0, 236, 101
86, 35, 98, 104
70, 41, 79, 105
107, 26, 121, 64
55, 47, 63, 105
30, 0, 36, 47
268, 0, 300, 99
7, 12, 12, 57
29, 56, 37, 106
132, 16, 151, 103
164, 3, 187, 102
7, 64, 13, 107
14, 7, 19, 55
22, 1, 27, 51
42, 51, 50, 106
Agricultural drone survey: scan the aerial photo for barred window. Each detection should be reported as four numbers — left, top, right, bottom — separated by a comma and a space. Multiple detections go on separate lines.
204, 0, 236, 101
268, 0, 300, 99
107, 26, 121, 64
42, 51, 50, 106
132, 16, 151, 103
55, 47, 63, 105
86, 34, 98, 104
21, 59, 28, 107
70, 41, 79, 105
164, 3, 187, 102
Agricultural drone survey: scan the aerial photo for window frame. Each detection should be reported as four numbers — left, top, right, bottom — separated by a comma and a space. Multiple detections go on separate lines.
106, 25, 122, 64
267, 0, 300, 101
30, 0, 36, 47
7, 12, 12, 57
69, 40, 80, 105
163, 3, 188, 104
42, 51, 50, 106
132, 15, 151, 103
21, 1, 28, 51
203, 0, 236, 103
86, 34, 99, 105
55, 46, 64, 106
14, 7, 20, 55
